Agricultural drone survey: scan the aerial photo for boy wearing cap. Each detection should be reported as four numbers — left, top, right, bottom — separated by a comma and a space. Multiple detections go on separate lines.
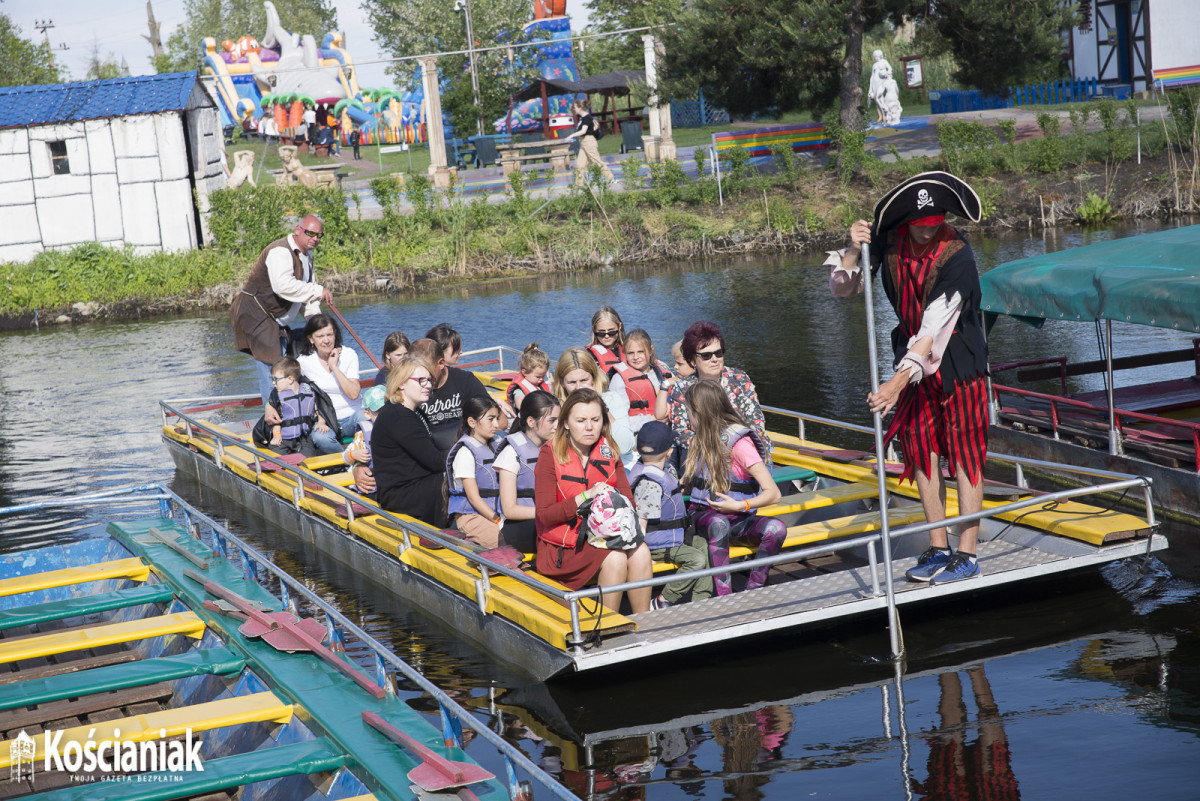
343, 384, 386, 469
832, 171, 989, 585
629, 421, 713, 610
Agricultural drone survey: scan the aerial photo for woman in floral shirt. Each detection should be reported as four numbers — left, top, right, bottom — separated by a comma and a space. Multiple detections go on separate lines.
665, 321, 770, 460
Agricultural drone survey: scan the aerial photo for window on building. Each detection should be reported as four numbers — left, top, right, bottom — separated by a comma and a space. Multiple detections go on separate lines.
48, 141, 69, 175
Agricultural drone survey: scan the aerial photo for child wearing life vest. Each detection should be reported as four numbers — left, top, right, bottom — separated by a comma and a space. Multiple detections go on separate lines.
682, 380, 785, 596
342, 385, 386, 467
609, 329, 675, 433
265, 357, 321, 457
495, 390, 559, 553
445, 395, 505, 549
506, 343, 553, 414
630, 421, 713, 610
655, 340, 694, 422
585, 306, 626, 373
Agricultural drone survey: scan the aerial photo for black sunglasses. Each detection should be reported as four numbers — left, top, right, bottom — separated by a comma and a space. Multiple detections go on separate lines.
302, 229, 324, 238
696, 348, 725, 361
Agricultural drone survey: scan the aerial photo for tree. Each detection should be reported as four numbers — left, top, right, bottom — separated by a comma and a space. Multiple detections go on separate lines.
160, 0, 337, 73
0, 13, 62, 87
577, 0, 684, 76
661, 0, 918, 130
86, 41, 124, 81
918, 0, 1078, 96
361, 0, 541, 136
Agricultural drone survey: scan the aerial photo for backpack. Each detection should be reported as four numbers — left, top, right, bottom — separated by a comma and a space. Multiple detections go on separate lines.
594, 124, 605, 141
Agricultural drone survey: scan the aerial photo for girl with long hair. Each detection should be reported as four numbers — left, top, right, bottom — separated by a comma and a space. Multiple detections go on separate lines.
445, 394, 505, 549
585, 306, 626, 373
683, 380, 785, 596
495, 390, 560, 553
372, 356, 445, 527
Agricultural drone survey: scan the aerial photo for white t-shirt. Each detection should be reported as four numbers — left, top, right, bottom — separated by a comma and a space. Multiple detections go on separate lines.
298, 348, 362, 420
451, 444, 479, 491
263, 235, 322, 325
493, 443, 522, 475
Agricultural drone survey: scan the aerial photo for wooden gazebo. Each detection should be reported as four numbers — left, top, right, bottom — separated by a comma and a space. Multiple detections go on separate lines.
510, 69, 647, 137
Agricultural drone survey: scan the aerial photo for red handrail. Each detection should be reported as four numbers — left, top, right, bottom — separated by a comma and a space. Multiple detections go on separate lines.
992, 382, 1200, 470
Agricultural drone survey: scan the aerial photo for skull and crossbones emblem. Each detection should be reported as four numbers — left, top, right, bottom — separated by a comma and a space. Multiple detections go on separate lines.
916, 189, 933, 210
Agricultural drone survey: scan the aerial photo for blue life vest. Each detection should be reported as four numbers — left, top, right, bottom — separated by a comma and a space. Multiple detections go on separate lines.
357, 417, 375, 470
628, 462, 687, 549
445, 435, 500, 517
497, 431, 539, 508
689, 425, 772, 508
276, 386, 317, 441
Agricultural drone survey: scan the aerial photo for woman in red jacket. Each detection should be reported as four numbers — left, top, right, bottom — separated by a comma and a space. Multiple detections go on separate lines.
534, 388, 652, 613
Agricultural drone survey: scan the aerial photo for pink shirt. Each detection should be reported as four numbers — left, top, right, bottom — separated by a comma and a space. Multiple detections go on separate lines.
730, 436, 763, 482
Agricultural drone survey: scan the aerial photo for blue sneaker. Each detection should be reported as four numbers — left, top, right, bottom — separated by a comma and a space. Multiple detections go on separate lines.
651, 594, 672, 611
930, 552, 981, 584
905, 547, 952, 582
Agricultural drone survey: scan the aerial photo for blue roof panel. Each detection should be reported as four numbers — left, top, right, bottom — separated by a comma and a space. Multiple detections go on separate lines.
0, 72, 201, 130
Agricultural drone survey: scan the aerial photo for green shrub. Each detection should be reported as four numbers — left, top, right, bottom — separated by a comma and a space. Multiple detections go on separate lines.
1034, 113, 1065, 172
1079, 192, 1113, 225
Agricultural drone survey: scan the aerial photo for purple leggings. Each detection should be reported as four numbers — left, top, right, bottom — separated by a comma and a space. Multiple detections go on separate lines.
693, 508, 787, 596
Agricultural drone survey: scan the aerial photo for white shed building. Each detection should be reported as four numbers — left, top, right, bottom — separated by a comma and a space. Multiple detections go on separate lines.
1068, 0, 1200, 94
0, 72, 226, 264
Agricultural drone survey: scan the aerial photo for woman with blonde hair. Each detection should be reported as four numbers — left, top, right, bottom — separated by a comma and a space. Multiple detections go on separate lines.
534, 388, 652, 613
371, 356, 446, 526
554, 347, 635, 466
683, 380, 784, 596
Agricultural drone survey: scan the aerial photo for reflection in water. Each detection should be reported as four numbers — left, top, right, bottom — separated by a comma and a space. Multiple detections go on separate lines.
911, 667, 1019, 801
1, 222, 1198, 799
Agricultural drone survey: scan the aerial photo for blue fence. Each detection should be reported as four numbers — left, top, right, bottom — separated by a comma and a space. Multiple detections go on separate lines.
671, 91, 730, 128
930, 77, 1102, 114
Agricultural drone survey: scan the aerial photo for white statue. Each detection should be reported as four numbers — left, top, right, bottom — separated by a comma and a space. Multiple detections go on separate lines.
868, 49, 892, 125
877, 63, 903, 127
227, 150, 257, 189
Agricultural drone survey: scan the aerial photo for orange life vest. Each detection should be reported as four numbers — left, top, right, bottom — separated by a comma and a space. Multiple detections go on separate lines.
608, 361, 658, 419
586, 343, 624, 374
537, 438, 620, 548
505, 375, 552, 411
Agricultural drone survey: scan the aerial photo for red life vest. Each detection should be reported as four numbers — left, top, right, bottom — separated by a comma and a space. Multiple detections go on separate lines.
607, 361, 658, 420
505, 375, 552, 411
537, 438, 620, 548
586, 343, 624, 374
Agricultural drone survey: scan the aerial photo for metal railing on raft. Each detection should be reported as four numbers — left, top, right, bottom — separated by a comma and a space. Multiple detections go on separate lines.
992, 382, 1200, 471
161, 396, 1160, 655
0, 484, 577, 801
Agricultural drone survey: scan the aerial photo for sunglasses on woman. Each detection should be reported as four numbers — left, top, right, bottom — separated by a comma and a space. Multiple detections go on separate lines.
594, 328, 620, 338
696, 348, 725, 361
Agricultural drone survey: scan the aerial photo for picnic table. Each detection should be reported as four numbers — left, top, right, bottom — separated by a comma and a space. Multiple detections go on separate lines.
497, 139, 573, 176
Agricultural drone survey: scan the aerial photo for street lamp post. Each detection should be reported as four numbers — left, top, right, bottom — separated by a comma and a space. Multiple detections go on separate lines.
453, 0, 485, 137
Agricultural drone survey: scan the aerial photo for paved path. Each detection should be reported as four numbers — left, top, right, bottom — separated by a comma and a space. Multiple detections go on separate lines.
346, 104, 1167, 218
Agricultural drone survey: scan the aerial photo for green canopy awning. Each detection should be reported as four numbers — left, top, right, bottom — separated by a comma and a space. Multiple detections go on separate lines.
980, 224, 1200, 333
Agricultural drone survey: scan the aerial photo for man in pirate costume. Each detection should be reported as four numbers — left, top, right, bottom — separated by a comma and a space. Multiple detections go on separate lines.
829, 172, 988, 584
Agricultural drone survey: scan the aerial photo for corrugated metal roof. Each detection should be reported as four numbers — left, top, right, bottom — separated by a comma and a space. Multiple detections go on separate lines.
0, 72, 202, 130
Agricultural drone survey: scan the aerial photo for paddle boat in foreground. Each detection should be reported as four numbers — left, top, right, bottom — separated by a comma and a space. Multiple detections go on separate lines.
0, 484, 574, 801
981, 223, 1200, 523
159, 347, 1167, 680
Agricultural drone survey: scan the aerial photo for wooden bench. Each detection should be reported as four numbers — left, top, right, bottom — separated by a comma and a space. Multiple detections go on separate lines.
1154, 63, 1200, 89
497, 139, 573, 175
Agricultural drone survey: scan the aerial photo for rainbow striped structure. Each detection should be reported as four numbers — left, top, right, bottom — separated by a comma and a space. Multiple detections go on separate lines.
711, 122, 830, 160
1154, 64, 1200, 89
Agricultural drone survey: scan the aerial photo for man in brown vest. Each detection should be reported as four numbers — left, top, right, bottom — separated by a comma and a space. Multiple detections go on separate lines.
230, 214, 333, 403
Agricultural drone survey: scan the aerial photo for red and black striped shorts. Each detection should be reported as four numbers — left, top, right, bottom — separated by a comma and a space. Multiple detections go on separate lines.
885, 375, 988, 485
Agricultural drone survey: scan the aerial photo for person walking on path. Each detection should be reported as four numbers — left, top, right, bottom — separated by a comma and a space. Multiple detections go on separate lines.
349, 128, 361, 160
564, 99, 614, 187
230, 214, 332, 404
830, 171, 988, 585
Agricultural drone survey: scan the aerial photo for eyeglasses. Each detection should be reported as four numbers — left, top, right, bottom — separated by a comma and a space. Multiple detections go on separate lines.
302, 229, 324, 238
270, 376, 281, 383
594, 328, 620, 338
696, 348, 725, 361
408, 376, 433, 386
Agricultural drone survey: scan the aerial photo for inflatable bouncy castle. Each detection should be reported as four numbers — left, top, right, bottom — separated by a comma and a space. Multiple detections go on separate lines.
202, 1, 426, 145
493, 0, 580, 134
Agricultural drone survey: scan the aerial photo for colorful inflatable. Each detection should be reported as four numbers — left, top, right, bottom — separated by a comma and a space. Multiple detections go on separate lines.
493, 12, 580, 134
